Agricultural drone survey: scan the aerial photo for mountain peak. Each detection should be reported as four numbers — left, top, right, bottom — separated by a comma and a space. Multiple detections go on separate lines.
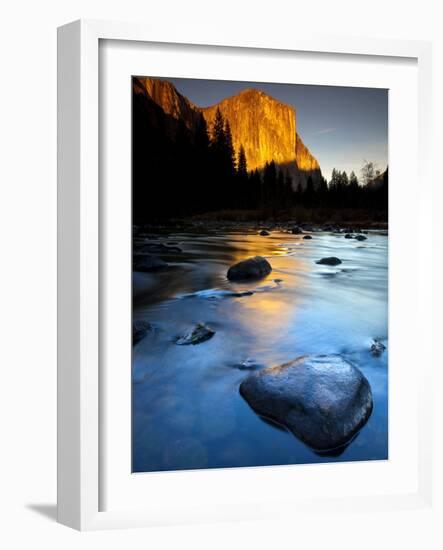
133, 76, 323, 189
134, 76, 201, 131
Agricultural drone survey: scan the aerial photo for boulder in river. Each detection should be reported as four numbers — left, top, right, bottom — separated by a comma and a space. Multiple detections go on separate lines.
240, 355, 373, 451
133, 320, 152, 345
303, 235, 312, 240
344, 234, 353, 239
133, 254, 168, 272
259, 229, 270, 236
176, 323, 215, 345
355, 235, 367, 241
227, 256, 272, 281
316, 257, 342, 266
370, 339, 386, 357
291, 225, 303, 234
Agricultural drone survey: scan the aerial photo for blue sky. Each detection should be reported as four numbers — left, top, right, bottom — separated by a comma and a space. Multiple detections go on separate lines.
165, 77, 388, 183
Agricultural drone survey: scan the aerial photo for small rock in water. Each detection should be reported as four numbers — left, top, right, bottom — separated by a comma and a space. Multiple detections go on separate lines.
344, 234, 353, 239
234, 358, 263, 371
316, 257, 342, 266
133, 254, 169, 272
370, 339, 386, 357
227, 256, 272, 281
303, 235, 312, 240
175, 323, 215, 345
259, 229, 270, 236
240, 355, 373, 451
133, 319, 152, 345
355, 235, 367, 241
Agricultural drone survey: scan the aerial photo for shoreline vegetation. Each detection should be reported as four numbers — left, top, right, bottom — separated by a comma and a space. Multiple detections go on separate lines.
134, 215, 388, 236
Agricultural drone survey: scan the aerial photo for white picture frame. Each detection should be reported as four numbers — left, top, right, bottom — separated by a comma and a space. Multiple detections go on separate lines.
57, 19, 433, 531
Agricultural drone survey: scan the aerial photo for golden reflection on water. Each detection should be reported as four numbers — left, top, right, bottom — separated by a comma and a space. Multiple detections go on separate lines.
225, 232, 309, 337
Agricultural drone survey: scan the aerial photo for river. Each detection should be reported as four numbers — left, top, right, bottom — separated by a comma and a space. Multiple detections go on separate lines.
132, 227, 388, 472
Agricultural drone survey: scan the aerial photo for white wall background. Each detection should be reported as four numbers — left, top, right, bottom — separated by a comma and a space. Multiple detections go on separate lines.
0, 1, 441, 548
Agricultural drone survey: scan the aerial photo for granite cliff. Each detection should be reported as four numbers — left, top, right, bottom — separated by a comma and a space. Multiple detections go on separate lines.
133, 76, 323, 189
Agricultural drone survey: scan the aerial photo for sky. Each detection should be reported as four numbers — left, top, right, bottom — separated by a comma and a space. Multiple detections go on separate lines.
165, 76, 388, 183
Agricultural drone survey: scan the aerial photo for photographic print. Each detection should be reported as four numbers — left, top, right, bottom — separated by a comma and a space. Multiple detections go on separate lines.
132, 76, 388, 473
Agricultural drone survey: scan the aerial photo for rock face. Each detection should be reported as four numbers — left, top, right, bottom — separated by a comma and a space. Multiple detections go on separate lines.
294, 134, 323, 189
202, 89, 297, 175
227, 256, 272, 281
240, 355, 373, 451
135, 77, 323, 190
134, 76, 201, 133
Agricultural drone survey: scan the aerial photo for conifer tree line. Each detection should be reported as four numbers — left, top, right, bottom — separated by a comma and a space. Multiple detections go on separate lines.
133, 96, 388, 223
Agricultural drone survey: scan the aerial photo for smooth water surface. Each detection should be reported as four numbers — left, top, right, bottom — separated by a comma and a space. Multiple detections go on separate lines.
132, 229, 388, 472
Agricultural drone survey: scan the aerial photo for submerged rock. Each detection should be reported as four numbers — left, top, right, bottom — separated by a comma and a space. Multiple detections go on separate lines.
133, 320, 152, 345
355, 235, 367, 241
175, 323, 215, 345
316, 257, 342, 266
240, 355, 373, 451
259, 229, 270, 236
370, 339, 386, 357
227, 256, 272, 281
133, 254, 168, 271
303, 235, 312, 240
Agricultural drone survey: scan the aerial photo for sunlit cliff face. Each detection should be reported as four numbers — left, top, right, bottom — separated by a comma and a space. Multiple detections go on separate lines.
135, 76, 201, 132
201, 89, 297, 172
134, 77, 323, 188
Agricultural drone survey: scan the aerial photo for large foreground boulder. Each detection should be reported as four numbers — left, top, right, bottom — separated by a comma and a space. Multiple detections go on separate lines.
240, 355, 373, 451
227, 256, 272, 281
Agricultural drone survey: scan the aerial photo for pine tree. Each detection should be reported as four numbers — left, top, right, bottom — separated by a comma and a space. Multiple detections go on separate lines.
277, 169, 285, 209
224, 120, 236, 176
349, 171, 359, 188
284, 173, 293, 206
237, 145, 247, 178
211, 107, 225, 147
236, 145, 248, 209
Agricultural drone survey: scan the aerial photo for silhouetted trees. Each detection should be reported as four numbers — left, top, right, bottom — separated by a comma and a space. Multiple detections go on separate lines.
132, 89, 388, 222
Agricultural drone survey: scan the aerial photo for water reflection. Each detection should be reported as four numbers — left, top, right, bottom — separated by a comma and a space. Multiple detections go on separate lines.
132, 229, 388, 472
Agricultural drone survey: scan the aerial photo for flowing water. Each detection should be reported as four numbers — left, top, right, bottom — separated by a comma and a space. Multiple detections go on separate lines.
132, 228, 388, 472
